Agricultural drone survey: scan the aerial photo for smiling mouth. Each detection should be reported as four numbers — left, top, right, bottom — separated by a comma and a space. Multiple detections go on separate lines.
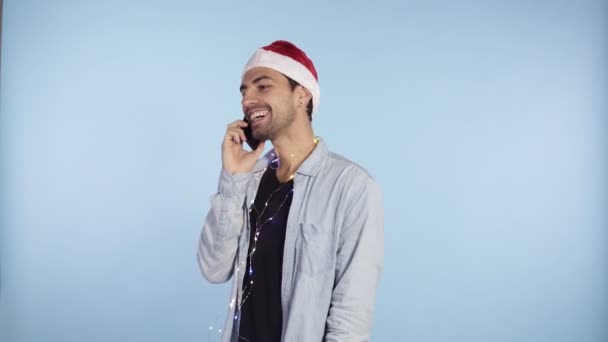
248, 109, 270, 125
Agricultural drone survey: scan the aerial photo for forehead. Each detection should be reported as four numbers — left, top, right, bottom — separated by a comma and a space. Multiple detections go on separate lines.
241, 67, 285, 84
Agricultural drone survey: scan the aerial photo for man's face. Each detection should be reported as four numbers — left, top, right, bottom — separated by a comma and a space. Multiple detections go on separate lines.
240, 67, 298, 141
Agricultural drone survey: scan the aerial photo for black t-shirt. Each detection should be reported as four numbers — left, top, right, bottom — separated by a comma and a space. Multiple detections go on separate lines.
238, 167, 294, 342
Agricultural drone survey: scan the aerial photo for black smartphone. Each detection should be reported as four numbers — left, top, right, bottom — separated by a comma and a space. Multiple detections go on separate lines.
243, 116, 260, 150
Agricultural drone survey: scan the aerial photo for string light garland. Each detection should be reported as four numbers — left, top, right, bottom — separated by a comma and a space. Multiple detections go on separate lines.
207, 137, 319, 342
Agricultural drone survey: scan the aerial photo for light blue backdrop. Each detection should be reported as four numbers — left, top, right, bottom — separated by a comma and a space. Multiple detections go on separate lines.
1, 1, 606, 341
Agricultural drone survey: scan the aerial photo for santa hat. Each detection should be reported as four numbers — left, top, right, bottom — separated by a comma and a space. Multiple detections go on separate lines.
242, 40, 320, 115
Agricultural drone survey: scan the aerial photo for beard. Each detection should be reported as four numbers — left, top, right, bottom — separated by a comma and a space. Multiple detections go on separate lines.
251, 107, 296, 141
252, 119, 273, 141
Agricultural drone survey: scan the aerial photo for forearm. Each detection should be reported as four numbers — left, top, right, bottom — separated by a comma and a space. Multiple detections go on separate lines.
197, 169, 250, 283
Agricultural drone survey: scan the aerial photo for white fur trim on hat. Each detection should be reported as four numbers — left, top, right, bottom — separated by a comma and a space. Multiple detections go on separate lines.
242, 49, 320, 115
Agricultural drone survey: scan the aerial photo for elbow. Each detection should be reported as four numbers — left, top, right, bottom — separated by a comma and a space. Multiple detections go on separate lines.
197, 250, 232, 284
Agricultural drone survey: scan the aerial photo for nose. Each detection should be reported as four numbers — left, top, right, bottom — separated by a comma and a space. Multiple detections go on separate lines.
241, 90, 260, 109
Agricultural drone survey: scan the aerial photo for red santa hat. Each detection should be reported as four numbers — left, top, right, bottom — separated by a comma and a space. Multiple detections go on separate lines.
242, 40, 320, 115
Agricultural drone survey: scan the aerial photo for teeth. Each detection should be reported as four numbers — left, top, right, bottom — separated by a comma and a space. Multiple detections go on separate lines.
251, 110, 269, 119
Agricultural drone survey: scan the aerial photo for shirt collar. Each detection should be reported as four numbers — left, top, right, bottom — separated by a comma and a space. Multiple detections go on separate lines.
251, 137, 327, 177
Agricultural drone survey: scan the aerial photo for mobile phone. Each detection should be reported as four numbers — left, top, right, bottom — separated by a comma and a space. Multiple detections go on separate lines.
243, 116, 260, 150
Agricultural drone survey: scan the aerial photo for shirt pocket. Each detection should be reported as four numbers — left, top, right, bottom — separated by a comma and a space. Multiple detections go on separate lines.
297, 222, 335, 276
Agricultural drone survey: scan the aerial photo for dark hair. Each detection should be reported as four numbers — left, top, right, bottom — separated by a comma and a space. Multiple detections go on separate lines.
287, 77, 313, 122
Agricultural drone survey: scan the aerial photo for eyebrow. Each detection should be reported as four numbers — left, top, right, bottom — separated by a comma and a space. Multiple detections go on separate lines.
239, 75, 273, 93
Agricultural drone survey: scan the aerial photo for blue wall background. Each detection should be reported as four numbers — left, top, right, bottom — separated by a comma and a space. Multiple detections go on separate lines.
1, 1, 606, 341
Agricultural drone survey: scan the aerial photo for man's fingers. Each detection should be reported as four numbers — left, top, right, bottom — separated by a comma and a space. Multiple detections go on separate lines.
227, 120, 248, 129
228, 126, 248, 144
224, 128, 244, 145
225, 120, 249, 145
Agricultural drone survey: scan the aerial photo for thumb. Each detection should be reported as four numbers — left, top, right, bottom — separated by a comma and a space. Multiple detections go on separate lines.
252, 140, 265, 157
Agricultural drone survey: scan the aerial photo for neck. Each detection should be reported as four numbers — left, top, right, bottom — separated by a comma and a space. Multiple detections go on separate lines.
270, 126, 318, 182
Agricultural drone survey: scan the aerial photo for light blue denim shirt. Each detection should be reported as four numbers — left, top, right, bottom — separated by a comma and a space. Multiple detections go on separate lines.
198, 138, 384, 342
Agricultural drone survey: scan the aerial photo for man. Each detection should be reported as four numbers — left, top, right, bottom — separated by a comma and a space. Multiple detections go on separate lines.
198, 40, 383, 342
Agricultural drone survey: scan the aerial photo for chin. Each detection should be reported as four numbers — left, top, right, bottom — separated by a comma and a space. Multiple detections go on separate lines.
253, 132, 268, 142
253, 128, 272, 142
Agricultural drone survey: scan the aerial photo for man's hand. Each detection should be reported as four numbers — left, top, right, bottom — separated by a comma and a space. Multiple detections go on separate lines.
222, 120, 265, 175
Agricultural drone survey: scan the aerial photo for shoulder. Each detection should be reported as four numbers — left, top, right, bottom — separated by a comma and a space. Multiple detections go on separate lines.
321, 151, 383, 228
324, 151, 376, 181
321, 150, 381, 197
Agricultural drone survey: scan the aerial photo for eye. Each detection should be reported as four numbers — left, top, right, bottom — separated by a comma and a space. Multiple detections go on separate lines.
257, 84, 270, 91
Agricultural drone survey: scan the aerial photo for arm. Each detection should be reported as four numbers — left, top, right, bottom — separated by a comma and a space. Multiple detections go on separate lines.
197, 169, 250, 283
198, 119, 265, 283
325, 179, 384, 341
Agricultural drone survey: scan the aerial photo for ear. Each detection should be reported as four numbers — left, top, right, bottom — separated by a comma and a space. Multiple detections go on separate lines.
295, 86, 312, 107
